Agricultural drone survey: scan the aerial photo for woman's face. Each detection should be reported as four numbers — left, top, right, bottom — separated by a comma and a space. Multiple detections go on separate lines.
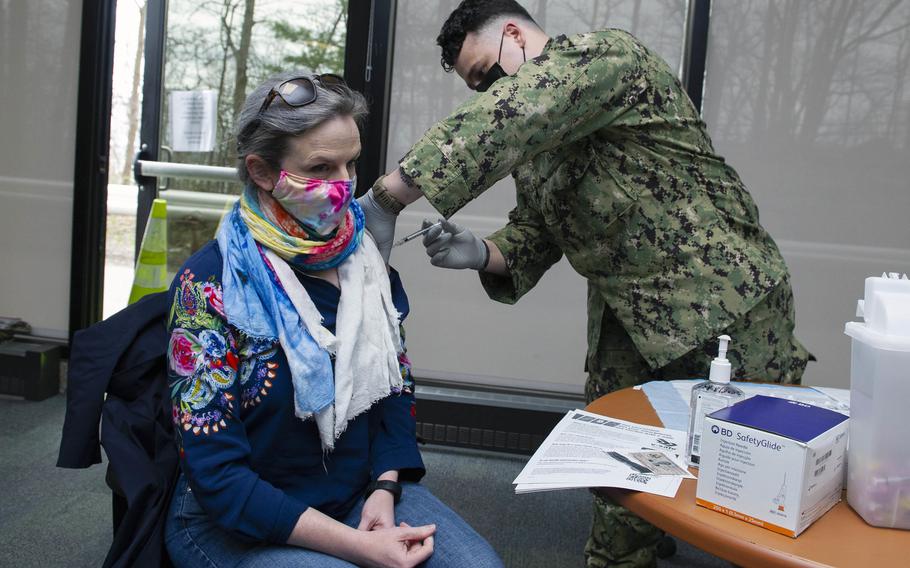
279, 114, 361, 182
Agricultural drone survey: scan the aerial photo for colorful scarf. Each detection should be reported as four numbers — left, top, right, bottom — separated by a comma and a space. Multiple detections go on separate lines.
239, 185, 363, 271
216, 193, 402, 450
262, 239, 402, 450
217, 201, 334, 419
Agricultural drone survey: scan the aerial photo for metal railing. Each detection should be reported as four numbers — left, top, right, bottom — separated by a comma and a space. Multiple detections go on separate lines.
136, 160, 240, 183
133, 160, 240, 220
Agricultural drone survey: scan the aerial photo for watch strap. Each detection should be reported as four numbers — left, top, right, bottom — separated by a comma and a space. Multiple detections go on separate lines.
372, 179, 406, 215
365, 479, 402, 504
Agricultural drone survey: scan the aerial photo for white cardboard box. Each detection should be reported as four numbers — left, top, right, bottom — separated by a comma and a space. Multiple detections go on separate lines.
695, 395, 848, 537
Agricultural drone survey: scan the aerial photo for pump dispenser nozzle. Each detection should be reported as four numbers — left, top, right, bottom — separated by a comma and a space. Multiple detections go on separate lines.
708, 335, 732, 383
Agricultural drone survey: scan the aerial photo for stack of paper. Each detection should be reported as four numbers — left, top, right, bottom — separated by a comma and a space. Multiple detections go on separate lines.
513, 410, 694, 498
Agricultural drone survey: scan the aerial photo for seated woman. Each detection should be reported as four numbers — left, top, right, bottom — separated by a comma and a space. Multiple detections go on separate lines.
164, 70, 504, 568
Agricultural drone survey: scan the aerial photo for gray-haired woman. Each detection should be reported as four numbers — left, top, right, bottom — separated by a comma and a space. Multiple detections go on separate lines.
163, 70, 503, 568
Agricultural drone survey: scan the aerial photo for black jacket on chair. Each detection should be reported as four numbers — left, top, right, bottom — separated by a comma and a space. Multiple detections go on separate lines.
57, 291, 178, 568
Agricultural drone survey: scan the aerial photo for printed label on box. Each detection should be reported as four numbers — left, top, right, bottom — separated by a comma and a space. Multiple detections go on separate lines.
695, 396, 848, 537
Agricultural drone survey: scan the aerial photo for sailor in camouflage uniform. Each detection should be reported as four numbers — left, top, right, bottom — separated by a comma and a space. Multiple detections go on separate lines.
358, 1, 811, 566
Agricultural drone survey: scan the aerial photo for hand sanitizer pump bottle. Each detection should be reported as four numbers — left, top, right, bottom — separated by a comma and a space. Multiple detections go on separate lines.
686, 335, 745, 467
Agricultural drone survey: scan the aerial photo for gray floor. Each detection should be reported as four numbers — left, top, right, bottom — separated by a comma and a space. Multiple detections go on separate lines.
0, 394, 728, 567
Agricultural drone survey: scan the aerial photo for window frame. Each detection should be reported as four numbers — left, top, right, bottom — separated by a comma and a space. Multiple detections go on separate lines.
69, 0, 711, 334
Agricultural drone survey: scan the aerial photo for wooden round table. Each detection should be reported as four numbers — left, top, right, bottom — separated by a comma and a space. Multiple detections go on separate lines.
586, 387, 910, 568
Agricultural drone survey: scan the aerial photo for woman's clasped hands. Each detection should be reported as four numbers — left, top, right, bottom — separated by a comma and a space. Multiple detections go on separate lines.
356, 491, 436, 568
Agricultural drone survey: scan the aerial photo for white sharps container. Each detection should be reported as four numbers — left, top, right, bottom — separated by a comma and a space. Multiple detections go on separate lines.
844, 272, 910, 529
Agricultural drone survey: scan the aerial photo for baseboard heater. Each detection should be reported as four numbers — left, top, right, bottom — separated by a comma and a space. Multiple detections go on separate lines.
413, 379, 584, 456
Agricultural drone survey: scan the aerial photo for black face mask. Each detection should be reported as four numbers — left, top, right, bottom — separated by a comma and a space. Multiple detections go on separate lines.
475, 31, 526, 93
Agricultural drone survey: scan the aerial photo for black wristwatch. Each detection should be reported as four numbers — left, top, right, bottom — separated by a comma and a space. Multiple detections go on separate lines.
364, 479, 402, 504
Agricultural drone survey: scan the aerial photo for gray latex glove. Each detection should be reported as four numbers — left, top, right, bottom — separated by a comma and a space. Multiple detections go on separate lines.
421, 218, 489, 270
357, 187, 397, 264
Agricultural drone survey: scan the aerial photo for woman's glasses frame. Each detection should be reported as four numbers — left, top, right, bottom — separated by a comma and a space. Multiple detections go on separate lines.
257, 73, 348, 117
238, 73, 349, 147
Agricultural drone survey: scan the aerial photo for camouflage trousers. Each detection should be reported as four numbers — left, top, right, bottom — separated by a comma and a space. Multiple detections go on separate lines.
584, 278, 811, 567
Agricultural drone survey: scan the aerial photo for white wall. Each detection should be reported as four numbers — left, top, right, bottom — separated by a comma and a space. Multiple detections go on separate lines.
0, 0, 82, 338
388, 0, 910, 393
703, 1, 910, 388
4, 0, 905, 390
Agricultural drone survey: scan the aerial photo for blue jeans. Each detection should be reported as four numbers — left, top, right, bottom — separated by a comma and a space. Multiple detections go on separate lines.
165, 474, 504, 568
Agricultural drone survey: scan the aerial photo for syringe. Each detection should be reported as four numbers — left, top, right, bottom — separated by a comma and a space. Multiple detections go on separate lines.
393, 222, 443, 247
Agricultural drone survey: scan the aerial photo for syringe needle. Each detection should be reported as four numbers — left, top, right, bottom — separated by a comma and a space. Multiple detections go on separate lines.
393, 222, 443, 247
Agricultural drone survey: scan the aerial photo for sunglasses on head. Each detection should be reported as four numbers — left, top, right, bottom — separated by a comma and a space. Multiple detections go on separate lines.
257, 73, 348, 116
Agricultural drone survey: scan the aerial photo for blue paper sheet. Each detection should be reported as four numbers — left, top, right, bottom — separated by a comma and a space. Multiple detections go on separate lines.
640, 380, 691, 431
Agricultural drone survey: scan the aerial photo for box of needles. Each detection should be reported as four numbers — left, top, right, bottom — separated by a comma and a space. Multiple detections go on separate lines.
695, 395, 848, 537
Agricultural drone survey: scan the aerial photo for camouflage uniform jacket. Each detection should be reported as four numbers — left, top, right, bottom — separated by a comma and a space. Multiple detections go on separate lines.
399, 29, 789, 370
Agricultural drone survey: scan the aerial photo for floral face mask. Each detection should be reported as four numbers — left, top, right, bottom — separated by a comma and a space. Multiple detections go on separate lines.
271, 170, 356, 236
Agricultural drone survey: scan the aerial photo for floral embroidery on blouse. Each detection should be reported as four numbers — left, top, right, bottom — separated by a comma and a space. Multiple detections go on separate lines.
238, 336, 279, 408
170, 269, 220, 331
168, 271, 239, 436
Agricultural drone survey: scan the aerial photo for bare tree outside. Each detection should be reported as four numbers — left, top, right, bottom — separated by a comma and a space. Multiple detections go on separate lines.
268, 0, 348, 75
101, 0, 351, 339
706, 0, 910, 151
120, 0, 147, 184
104, 0, 909, 319
701, 0, 910, 390
232, 0, 257, 121
150, 0, 349, 273
159, 0, 347, 196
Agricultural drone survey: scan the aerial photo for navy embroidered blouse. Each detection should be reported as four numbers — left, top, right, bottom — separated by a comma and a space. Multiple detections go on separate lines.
166, 241, 424, 544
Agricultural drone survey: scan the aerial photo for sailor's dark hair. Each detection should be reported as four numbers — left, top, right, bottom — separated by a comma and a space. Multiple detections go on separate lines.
436, 0, 538, 72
